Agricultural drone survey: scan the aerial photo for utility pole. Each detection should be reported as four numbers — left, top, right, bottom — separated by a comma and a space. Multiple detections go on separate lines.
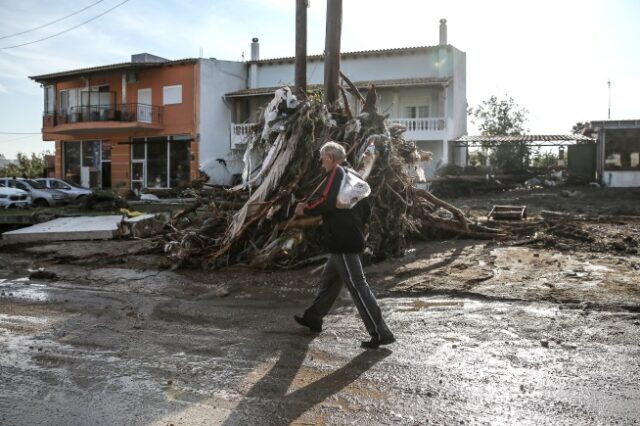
607, 79, 611, 120
295, 0, 308, 97
324, 0, 342, 106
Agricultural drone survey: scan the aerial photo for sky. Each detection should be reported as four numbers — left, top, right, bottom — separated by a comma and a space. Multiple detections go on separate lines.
0, 0, 638, 158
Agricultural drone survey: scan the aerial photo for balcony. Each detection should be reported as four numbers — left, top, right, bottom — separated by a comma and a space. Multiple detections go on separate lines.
43, 104, 164, 135
230, 123, 255, 147
229, 117, 452, 147
388, 117, 450, 141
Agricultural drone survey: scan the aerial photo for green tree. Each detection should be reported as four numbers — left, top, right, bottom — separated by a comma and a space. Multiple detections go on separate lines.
0, 152, 48, 178
532, 151, 559, 169
469, 95, 530, 173
571, 121, 588, 134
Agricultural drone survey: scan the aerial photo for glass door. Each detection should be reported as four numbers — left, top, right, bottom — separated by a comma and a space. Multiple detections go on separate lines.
131, 143, 145, 193
137, 88, 152, 123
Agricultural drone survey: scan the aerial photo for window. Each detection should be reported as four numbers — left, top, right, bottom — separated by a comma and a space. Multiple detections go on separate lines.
132, 143, 145, 160
146, 140, 168, 188
130, 135, 190, 189
405, 105, 429, 118
63, 140, 104, 187
63, 142, 81, 185
44, 85, 54, 113
604, 136, 640, 170
60, 91, 69, 113
170, 140, 190, 187
163, 85, 182, 105
50, 180, 71, 190
10, 180, 28, 191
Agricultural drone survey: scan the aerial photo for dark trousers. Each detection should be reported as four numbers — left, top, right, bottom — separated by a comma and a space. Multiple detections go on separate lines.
303, 253, 393, 339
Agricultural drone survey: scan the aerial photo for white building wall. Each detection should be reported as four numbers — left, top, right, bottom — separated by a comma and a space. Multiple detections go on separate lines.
603, 171, 640, 187
255, 48, 452, 88
247, 45, 467, 168
377, 87, 444, 118
451, 48, 467, 165
198, 59, 246, 184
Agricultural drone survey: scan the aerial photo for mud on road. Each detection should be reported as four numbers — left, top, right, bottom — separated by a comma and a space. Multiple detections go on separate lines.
1, 187, 639, 425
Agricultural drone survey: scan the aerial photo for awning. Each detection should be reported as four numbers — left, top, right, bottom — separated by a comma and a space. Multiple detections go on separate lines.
455, 134, 595, 147
224, 77, 451, 98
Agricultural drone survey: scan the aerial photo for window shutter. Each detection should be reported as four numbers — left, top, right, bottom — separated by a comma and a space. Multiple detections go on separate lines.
163, 85, 182, 105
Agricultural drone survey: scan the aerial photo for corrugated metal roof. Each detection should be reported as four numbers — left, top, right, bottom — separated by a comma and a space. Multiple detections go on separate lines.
457, 135, 595, 143
456, 134, 595, 147
29, 58, 198, 82
250, 45, 448, 64
225, 77, 450, 98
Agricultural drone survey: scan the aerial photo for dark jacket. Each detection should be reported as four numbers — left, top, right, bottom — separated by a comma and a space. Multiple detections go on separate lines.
304, 165, 371, 253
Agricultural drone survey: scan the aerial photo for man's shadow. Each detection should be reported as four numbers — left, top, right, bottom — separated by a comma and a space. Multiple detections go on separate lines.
222, 332, 391, 426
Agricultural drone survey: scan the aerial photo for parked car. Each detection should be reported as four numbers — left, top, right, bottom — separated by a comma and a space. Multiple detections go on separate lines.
0, 185, 31, 208
35, 178, 93, 199
0, 178, 69, 207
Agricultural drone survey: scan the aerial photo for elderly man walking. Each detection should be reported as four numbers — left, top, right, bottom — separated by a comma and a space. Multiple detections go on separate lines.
293, 141, 395, 349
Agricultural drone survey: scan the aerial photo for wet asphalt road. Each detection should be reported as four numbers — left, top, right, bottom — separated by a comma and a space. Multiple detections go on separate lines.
1, 277, 640, 425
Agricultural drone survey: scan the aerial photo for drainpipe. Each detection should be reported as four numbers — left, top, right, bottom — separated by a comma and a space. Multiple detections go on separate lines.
442, 82, 449, 164
121, 73, 127, 106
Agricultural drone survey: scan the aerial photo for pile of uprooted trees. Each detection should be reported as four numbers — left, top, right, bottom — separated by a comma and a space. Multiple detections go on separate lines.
163, 85, 505, 269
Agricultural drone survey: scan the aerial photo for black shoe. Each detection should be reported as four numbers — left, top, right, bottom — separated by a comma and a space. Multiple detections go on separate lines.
294, 315, 322, 333
361, 335, 396, 349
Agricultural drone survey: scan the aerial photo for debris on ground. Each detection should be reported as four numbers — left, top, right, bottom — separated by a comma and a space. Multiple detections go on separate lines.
501, 211, 640, 254
80, 190, 129, 211
28, 267, 57, 280
488, 205, 527, 220
118, 214, 166, 239
161, 84, 504, 269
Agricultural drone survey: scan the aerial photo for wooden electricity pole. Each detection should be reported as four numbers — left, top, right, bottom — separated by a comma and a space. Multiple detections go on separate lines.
295, 0, 308, 97
324, 0, 342, 106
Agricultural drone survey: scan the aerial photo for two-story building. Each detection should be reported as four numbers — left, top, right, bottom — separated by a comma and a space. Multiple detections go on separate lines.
30, 19, 466, 189
30, 53, 245, 191
229, 19, 467, 173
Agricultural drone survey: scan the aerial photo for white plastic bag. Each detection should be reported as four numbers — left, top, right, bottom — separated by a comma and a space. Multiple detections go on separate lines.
336, 168, 371, 209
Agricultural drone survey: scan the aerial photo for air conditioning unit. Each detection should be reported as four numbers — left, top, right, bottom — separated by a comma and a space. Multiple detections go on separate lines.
125, 72, 138, 84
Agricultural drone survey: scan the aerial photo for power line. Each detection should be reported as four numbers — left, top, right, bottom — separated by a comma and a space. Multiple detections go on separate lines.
0, 135, 37, 143
0, 0, 131, 50
0, 0, 106, 41
0, 132, 41, 135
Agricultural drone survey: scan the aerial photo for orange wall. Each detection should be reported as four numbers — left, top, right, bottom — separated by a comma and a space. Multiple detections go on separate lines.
49, 62, 199, 188
127, 63, 196, 135
111, 142, 130, 189
54, 141, 62, 177
52, 62, 196, 133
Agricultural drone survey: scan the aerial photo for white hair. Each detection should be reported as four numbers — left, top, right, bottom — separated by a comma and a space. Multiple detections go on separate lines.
319, 141, 346, 161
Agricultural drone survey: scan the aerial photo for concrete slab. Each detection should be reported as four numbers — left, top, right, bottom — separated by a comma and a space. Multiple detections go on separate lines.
1, 215, 123, 243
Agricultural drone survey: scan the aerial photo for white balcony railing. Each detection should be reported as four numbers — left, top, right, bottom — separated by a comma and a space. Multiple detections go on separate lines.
388, 117, 449, 140
230, 117, 450, 147
230, 123, 254, 147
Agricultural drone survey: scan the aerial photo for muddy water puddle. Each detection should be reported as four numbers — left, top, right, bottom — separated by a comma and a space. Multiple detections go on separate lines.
1, 275, 639, 425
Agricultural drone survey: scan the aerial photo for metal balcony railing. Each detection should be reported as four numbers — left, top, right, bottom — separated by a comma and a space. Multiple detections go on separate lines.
43, 103, 163, 128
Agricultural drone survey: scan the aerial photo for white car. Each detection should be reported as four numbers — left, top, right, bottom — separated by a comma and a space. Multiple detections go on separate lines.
0, 178, 68, 207
0, 185, 31, 208
35, 178, 93, 199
